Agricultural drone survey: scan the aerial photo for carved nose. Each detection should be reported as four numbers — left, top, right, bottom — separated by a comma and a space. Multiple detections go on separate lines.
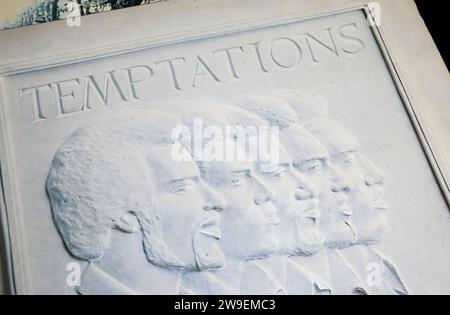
254, 195, 272, 205
331, 182, 350, 193
329, 165, 351, 193
292, 170, 317, 200
202, 184, 226, 211
262, 202, 279, 225
295, 186, 314, 201
365, 166, 385, 186
361, 156, 386, 186
365, 175, 384, 186
253, 177, 274, 205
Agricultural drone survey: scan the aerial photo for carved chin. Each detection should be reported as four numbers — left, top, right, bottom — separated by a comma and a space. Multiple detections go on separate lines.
355, 214, 387, 245
295, 219, 324, 256
358, 224, 386, 245
194, 250, 226, 271
296, 233, 324, 256
192, 232, 225, 271
248, 236, 279, 260
324, 223, 358, 249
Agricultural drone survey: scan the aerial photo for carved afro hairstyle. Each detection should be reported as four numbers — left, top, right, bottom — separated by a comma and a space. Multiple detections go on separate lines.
271, 89, 330, 124
232, 94, 298, 129
46, 110, 180, 262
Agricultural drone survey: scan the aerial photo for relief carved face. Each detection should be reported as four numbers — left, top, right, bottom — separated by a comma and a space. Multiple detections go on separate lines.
199, 157, 279, 261
333, 153, 387, 244
255, 143, 324, 256
147, 145, 226, 271
281, 123, 356, 249
306, 118, 388, 245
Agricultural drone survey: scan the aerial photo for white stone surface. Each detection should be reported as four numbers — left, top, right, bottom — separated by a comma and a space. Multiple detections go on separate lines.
0, 0, 449, 294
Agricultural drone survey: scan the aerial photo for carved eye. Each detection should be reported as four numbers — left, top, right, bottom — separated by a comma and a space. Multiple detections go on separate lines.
231, 177, 243, 186
270, 167, 287, 177
172, 184, 192, 194
341, 154, 355, 167
305, 160, 323, 174
231, 172, 249, 186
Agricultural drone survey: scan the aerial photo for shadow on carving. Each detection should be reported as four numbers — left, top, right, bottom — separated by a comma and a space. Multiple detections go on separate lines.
46, 91, 409, 295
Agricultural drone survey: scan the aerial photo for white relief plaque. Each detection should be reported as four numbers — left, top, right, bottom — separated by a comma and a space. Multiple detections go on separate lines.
0, 0, 449, 294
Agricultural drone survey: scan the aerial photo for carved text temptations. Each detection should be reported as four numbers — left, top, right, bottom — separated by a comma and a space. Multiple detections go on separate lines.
19, 23, 365, 122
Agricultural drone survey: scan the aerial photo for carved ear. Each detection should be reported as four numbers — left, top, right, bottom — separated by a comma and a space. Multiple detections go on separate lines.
115, 212, 140, 233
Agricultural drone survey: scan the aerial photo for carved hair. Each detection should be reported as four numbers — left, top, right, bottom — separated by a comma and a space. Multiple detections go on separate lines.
233, 94, 297, 129
271, 89, 330, 124
46, 111, 183, 268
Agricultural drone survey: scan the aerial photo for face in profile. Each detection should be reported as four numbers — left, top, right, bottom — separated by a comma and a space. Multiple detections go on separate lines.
254, 143, 324, 256
200, 157, 280, 261
146, 144, 226, 271
306, 118, 387, 244
280, 123, 356, 249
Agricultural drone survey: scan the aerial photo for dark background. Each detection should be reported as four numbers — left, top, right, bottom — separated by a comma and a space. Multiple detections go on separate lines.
415, 0, 449, 69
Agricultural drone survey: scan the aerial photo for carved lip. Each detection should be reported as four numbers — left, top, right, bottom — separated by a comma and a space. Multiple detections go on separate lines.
199, 226, 221, 239
372, 199, 388, 210
302, 208, 321, 220
199, 212, 222, 239
337, 204, 353, 216
267, 216, 280, 225
336, 193, 352, 216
